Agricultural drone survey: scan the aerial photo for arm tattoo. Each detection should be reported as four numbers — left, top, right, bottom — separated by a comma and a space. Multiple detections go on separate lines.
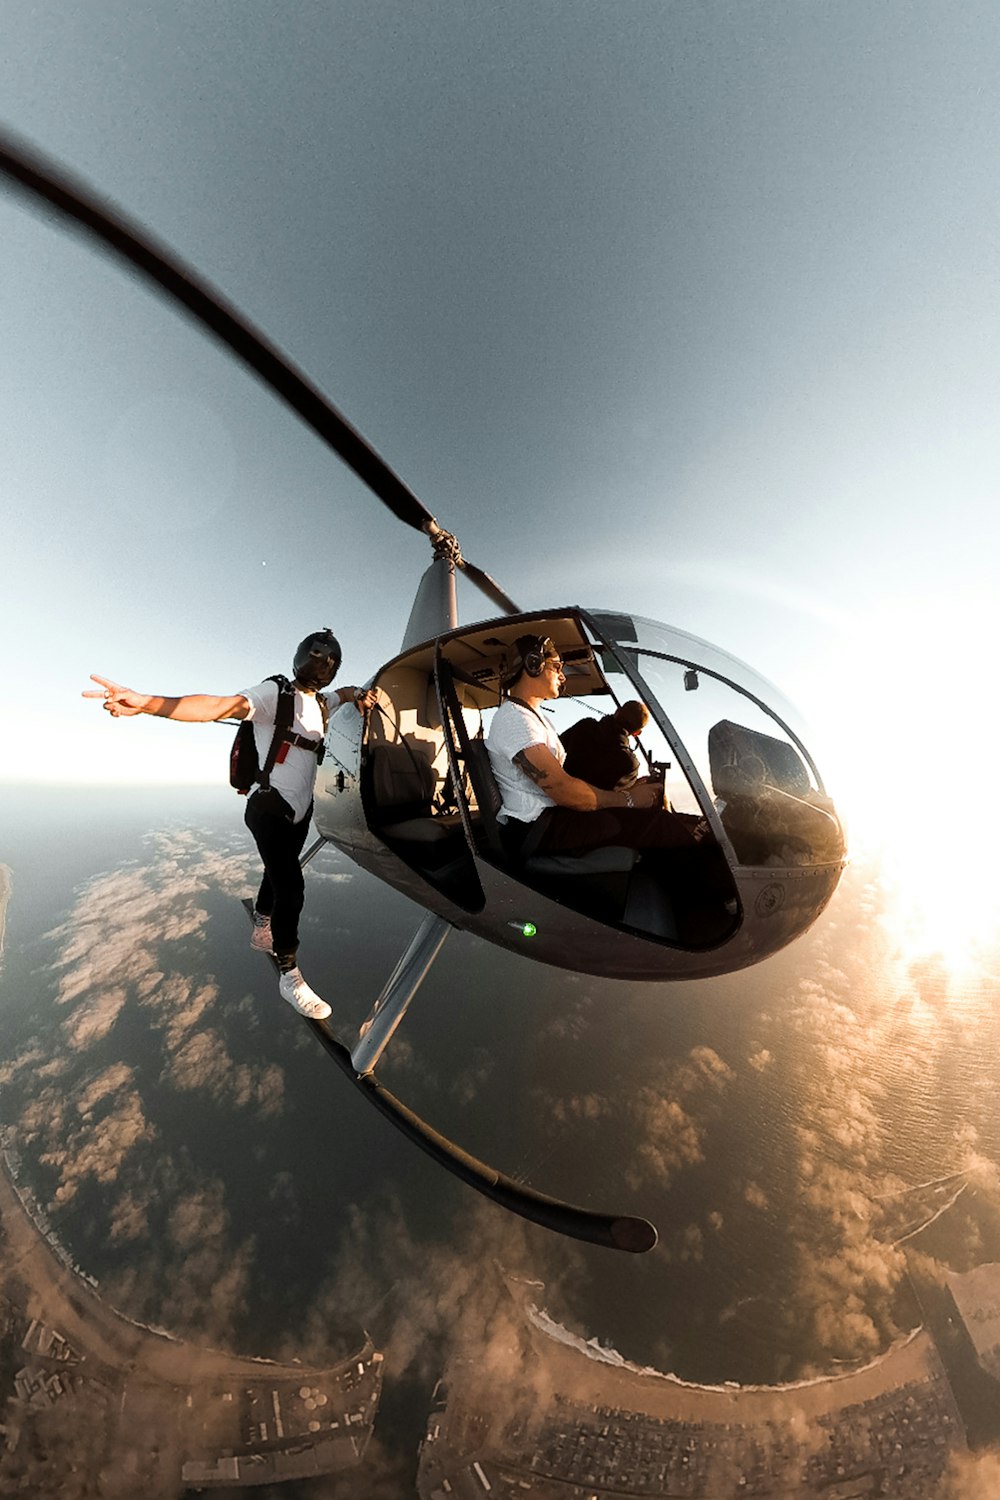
514, 749, 553, 788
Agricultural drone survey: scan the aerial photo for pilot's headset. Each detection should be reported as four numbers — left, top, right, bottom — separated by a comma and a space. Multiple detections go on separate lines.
504, 634, 556, 690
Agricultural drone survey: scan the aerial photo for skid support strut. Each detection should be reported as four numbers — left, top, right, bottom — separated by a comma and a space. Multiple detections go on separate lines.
299, 835, 328, 870
351, 914, 451, 1075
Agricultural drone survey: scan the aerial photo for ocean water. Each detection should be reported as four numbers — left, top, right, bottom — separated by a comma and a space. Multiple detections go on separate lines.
2, 783, 1000, 1493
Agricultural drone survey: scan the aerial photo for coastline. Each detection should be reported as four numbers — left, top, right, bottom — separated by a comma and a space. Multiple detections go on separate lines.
0, 862, 10, 961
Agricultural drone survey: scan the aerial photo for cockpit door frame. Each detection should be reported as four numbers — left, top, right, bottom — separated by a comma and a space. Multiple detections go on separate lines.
433, 640, 486, 865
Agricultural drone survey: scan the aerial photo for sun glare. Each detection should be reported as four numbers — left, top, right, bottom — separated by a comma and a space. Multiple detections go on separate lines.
818, 597, 1000, 974
875, 835, 998, 977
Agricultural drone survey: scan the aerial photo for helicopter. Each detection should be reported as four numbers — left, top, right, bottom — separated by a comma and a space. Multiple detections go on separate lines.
0, 130, 846, 1255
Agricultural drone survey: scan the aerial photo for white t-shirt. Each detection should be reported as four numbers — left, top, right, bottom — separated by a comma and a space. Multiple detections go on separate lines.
486, 700, 564, 824
241, 679, 326, 824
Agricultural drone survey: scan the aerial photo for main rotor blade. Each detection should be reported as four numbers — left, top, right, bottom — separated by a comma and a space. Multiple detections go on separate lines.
0, 127, 434, 534
456, 557, 521, 615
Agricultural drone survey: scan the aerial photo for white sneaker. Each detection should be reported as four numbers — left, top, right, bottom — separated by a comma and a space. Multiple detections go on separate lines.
250, 913, 273, 952
277, 967, 331, 1021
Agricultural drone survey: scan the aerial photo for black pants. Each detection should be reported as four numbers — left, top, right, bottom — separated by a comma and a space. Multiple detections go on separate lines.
244, 790, 313, 960
534, 805, 709, 855
507, 805, 734, 904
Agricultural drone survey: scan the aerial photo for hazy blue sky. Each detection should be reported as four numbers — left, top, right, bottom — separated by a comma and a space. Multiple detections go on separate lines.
3, 3, 999, 918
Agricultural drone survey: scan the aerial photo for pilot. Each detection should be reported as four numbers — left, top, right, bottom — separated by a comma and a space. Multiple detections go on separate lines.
560, 699, 649, 791
486, 635, 732, 900
83, 631, 377, 1022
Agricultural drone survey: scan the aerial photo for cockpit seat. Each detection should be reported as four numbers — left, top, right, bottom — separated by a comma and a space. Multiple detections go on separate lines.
378, 811, 464, 842
708, 719, 811, 799
707, 719, 843, 866
366, 738, 459, 844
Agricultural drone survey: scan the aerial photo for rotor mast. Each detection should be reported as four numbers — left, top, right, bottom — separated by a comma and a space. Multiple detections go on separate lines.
399, 527, 461, 651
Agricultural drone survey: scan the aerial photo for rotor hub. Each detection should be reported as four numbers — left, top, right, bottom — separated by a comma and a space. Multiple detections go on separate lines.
428, 524, 463, 568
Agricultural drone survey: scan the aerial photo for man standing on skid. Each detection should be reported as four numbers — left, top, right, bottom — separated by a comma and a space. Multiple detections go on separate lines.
85, 630, 375, 1021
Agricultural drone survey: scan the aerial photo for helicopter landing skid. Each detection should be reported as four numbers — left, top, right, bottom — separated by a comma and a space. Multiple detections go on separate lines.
241, 900, 657, 1254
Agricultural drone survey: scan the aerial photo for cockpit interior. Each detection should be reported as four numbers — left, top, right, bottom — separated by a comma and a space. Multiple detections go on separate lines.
356, 608, 845, 953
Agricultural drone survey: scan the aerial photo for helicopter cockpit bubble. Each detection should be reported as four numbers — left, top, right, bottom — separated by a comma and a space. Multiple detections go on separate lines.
314, 607, 846, 983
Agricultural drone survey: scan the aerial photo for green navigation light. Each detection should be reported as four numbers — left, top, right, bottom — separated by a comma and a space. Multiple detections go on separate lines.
507, 920, 538, 938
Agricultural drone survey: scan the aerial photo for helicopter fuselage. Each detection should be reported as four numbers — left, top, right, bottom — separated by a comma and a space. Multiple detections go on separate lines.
313, 603, 846, 983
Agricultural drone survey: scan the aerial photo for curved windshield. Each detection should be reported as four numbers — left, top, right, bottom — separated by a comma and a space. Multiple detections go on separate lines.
585, 611, 845, 869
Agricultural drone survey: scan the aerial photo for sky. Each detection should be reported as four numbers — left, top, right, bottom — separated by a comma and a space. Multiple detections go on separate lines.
3, 2, 1000, 943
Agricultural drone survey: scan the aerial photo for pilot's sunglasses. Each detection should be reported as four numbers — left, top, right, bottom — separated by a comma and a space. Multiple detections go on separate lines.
545, 656, 565, 672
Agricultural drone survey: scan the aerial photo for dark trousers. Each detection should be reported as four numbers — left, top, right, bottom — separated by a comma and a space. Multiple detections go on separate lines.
244, 791, 313, 960
534, 805, 709, 855
508, 805, 734, 903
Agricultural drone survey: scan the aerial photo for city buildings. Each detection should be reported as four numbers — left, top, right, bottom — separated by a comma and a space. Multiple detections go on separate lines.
0, 1147, 383, 1494
417, 1276, 970, 1499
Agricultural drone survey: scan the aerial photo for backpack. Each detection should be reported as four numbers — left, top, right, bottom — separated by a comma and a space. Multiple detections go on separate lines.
229, 675, 295, 794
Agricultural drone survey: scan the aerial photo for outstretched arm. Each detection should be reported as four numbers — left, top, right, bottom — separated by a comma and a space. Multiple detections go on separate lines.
514, 744, 662, 812
83, 675, 250, 722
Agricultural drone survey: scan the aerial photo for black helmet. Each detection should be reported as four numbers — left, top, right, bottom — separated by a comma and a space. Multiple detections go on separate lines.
293, 629, 342, 689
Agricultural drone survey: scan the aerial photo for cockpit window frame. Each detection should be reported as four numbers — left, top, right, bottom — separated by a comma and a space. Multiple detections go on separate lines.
582, 609, 829, 797
580, 618, 737, 862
